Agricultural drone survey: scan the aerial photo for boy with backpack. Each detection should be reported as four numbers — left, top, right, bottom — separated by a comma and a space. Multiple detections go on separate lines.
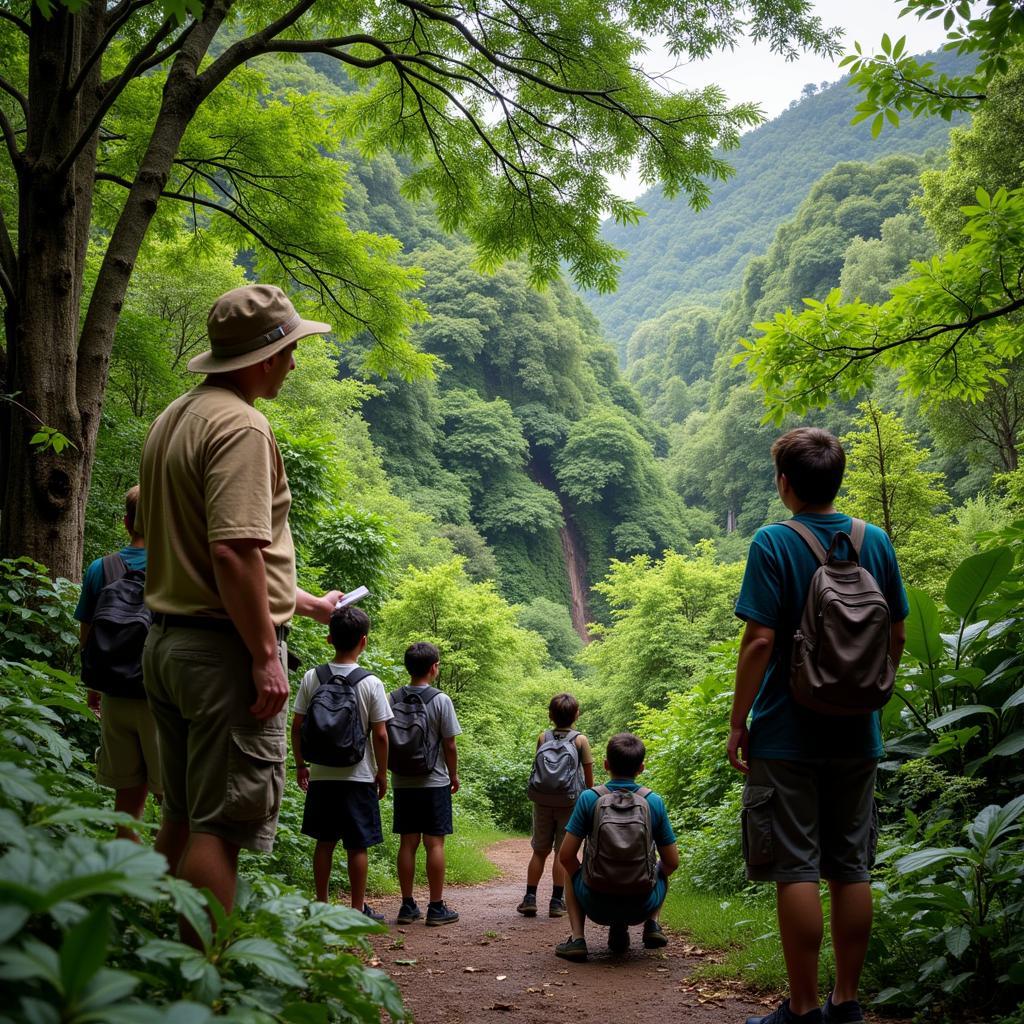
554, 732, 678, 962
291, 605, 393, 920
518, 693, 594, 918
75, 484, 159, 841
389, 642, 462, 927
729, 428, 908, 1024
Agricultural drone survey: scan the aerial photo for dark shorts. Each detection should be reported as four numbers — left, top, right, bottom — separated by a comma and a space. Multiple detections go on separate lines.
742, 758, 878, 884
393, 785, 454, 836
302, 780, 383, 850
571, 868, 668, 926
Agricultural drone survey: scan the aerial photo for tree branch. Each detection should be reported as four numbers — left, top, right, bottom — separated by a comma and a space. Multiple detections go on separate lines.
0, 8, 29, 33
0, 75, 28, 119
0, 206, 16, 303
67, 0, 156, 100
55, 14, 178, 181
0, 105, 21, 167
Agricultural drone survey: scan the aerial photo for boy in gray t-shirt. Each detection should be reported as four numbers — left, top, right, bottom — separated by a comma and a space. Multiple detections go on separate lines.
389, 642, 462, 927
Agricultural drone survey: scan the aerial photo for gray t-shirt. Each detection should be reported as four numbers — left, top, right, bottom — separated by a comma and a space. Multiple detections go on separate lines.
390, 685, 462, 789
293, 662, 393, 783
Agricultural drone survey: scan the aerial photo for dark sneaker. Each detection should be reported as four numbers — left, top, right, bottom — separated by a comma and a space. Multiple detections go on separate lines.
362, 904, 385, 923
607, 921, 630, 954
746, 1000, 822, 1024
516, 895, 538, 917
548, 897, 567, 917
642, 919, 668, 949
822, 995, 864, 1023
554, 936, 588, 962
426, 902, 459, 927
396, 901, 421, 925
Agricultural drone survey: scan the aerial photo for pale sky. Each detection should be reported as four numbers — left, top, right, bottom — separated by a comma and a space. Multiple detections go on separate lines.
610, 0, 951, 200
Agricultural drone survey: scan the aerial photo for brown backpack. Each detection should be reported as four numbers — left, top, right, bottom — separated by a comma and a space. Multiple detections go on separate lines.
782, 518, 895, 716
582, 785, 658, 895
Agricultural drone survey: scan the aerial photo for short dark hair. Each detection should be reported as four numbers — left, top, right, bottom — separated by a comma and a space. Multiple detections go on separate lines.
771, 427, 846, 506
125, 485, 141, 538
548, 693, 579, 728
329, 606, 370, 652
405, 641, 440, 678
606, 732, 645, 777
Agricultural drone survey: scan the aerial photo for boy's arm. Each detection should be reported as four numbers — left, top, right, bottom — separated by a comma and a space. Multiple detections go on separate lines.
657, 843, 679, 877
728, 620, 775, 774
558, 831, 584, 878
371, 721, 388, 799
442, 735, 459, 793
578, 735, 594, 789
291, 713, 309, 791
890, 620, 906, 669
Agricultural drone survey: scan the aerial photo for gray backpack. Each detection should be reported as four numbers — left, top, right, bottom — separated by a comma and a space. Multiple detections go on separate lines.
527, 729, 582, 808
582, 785, 658, 896
782, 518, 895, 716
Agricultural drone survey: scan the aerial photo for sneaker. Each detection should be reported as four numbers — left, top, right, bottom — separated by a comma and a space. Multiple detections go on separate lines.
822, 995, 864, 1023
642, 919, 668, 949
746, 1000, 822, 1024
554, 935, 588, 962
548, 897, 567, 917
362, 904, 385, 923
396, 901, 421, 925
425, 901, 459, 927
516, 895, 538, 917
607, 921, 630, 954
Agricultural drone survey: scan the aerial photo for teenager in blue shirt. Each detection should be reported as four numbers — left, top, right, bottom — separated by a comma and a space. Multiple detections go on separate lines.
730, 428, 907, 1024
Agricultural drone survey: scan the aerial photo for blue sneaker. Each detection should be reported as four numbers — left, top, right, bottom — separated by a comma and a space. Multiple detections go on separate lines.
746, 1000, 822, 1024
362, 903, 385, 923
822, 995, 864, 1023
425, 901, 459, 927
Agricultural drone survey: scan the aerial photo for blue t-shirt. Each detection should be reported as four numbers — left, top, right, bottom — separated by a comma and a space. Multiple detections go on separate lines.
735, 513, 909, 761
566, 779, 676, 846
74, 547, 148, 624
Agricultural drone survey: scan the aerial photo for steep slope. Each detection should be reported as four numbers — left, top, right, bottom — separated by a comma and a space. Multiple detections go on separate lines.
586, 48, 972, 356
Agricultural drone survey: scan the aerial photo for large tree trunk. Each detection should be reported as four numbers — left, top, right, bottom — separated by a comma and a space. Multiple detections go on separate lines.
1, 5, 104, 580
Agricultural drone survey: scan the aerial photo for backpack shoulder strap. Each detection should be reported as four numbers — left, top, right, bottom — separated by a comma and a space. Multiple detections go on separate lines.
101, 552, 129, 586
417, 686, 442, 705
636, 786, 652, 798
848, 517, 867, 555
314, 663, 336, 686
343, 667, 374, 687
780, 519, 827, 565
593, 784, 611, 797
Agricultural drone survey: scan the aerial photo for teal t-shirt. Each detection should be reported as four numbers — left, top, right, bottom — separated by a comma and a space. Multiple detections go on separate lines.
734, 513, 909, 761
74, 547, 148, 624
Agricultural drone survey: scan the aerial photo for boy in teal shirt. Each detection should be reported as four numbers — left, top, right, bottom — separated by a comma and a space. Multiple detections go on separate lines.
555, 733, 678, 962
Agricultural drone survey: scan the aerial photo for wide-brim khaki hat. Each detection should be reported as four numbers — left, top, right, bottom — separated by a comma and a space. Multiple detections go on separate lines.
187, 283, 331, 373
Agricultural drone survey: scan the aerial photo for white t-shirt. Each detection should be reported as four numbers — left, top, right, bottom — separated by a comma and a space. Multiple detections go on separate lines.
293, 662, 393, 783
389, 685, 463, 790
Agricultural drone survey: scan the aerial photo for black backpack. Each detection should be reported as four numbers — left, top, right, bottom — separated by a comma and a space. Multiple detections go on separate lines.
81, 554, 151, 699
387, 685, 443, 775
301, 665, 373, 767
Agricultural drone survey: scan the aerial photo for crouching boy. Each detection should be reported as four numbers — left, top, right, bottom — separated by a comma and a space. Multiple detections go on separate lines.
555, 733, 678, 961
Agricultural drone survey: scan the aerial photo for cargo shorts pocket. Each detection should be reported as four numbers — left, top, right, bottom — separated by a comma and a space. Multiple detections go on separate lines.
741, 784, 775, 867
225, 727, 286, 822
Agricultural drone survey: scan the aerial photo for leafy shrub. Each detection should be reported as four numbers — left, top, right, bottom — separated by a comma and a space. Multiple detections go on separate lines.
459, 742, 534, 834
0, 558, 80, 671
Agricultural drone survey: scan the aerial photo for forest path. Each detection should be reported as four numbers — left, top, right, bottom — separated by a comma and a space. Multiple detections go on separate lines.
369, 838, 777, 1023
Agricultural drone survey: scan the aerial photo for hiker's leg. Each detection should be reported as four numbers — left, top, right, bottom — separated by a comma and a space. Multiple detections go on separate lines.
424, 834, 446, 903
397, 833, 421, 901
313, 840, 337, 902
175, 833, 240, 948
347, 847, 369, 911
526, 850, 547, 886
777, 881, 823, 1016
113, 782, 149, 841
155, 817, 190, 875
550, 850, 564, 887
563, 872, 586, 940
828, 881, 872, 1004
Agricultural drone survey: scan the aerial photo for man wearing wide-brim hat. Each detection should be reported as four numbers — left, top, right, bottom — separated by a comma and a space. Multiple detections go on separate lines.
137, 284, 342, 942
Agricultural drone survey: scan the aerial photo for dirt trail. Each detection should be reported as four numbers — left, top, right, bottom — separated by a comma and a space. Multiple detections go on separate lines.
369, 838, 778, 1023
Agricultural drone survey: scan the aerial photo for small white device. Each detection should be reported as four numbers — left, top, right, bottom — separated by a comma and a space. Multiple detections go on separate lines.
335, 586, 370, 610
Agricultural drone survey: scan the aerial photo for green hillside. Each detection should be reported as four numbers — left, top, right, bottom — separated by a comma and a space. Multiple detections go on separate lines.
587, 48, 973, 356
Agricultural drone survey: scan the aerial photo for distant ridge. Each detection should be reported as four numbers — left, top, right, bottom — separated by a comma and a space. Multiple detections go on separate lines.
586, 48, 973, 358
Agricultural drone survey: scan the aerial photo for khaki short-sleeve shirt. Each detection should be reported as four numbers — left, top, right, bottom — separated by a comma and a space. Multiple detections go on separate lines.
137, 382, 296, 625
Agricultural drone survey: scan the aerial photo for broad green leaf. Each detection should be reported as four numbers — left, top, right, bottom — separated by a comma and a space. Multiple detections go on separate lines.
1002, 684, 1024, 710
0, 905, 30, 944
893, 846, 968, 875
904, 587, 943, 665
221, 937, 307, 988
281, 1005, 330, 1024
990, 729, 1024, 757
945, 924, 970, 958
75, 967, 139, 1013
59, 903, 110, 1001
944, 547, 1013, 621
927, 705, 997, 731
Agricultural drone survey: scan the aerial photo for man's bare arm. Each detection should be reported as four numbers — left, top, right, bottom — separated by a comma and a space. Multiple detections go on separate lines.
890, 620, 906, 670
295, 587, 342, 624
657, 842, 680, 877
559, 831, 584, 877
728, 620, 775, 774
291, 712, 309, 791
371, 721, 389, 799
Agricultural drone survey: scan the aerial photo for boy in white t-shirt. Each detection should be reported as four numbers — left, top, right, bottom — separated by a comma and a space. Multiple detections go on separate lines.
291, 606, 393, 920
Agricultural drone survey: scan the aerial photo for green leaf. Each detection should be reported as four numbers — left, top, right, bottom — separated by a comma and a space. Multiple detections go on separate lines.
927, 705, 997, 730
945, 924, 971, 958
945, 547, 1013, 621
221, 937, 307, 988
1002, 684, 1024, 710
0, 905, 30, 944
871, 112, 884, 138
904, 587, 943, 665
281, 1005, 330, 1024
990, 729, 1024, 757
60, 903, 110, 1001
893, 846, 968, 875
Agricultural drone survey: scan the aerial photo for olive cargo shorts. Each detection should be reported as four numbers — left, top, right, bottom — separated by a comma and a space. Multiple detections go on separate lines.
142, 622, 287, 852
95, 694, 162, 793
